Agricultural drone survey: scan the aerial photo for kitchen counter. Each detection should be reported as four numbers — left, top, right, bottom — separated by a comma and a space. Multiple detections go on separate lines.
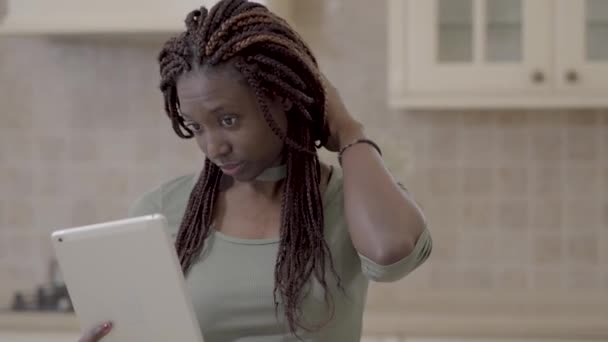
362, 288, 608, 339
0, 312, 79, 332
1, 289, 607, 339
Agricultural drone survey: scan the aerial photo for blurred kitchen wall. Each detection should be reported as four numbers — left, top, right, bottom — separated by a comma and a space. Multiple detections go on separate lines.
0, 0, 607, 308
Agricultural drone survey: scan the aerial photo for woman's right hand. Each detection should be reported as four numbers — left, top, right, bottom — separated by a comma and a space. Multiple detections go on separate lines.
78, 321, 113, 342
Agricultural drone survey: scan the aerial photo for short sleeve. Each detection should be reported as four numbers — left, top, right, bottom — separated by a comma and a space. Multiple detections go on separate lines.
359, 227, 432, 283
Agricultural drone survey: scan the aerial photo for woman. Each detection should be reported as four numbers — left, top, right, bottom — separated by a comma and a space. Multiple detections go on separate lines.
79, 0, 431, 341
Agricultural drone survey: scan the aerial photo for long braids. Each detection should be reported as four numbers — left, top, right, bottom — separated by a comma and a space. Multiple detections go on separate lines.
158, 0, 340, 336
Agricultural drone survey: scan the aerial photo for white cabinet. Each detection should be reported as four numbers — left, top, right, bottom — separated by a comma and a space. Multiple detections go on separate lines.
388, 0, 608, 109
0, 0, 292, 35
555, 0, 608, 92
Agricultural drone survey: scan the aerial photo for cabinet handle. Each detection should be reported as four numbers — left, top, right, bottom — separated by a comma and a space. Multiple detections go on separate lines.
531, 70, 545, 83
565, 70, 579, 83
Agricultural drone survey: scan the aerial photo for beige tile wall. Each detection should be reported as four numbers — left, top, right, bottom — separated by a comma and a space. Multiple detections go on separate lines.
0, 0, 607, 308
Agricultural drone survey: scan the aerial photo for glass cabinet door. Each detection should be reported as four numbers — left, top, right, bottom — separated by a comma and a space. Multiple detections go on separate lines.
485, 0, 523, 62
408, 0, 552, 94
438, 0, 524, 63
437, 0, 474, 62
556, 0, 608, 91
586, 0, 608, 61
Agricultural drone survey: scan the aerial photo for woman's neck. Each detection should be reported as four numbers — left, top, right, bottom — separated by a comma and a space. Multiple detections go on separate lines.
230, 164, 287, 200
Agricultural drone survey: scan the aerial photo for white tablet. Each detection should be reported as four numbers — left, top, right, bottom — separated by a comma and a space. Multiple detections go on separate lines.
51, 214, 204, 342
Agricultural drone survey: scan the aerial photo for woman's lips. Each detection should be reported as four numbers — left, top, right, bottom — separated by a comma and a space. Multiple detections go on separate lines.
219, 162, 244, 176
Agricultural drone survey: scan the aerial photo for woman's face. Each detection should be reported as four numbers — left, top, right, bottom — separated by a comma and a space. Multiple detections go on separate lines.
176, 65, 288, 182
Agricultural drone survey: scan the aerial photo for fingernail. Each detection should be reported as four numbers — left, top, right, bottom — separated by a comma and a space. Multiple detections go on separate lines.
102, 322, 113, 332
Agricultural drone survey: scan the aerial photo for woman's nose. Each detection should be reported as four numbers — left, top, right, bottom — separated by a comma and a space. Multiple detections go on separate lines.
202, 134, 231, 160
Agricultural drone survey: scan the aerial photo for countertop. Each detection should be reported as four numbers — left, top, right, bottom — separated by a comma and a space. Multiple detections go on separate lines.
0, 312, 78, 332
363, 288, 608, 339
1, 289, 607, 339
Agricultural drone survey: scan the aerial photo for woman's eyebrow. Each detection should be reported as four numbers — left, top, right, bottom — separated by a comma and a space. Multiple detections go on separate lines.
210, 105, 227, 115
180, 105, 231, 121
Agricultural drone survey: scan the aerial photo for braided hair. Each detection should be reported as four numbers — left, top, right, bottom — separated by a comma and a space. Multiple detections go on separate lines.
157, 0, 340, 336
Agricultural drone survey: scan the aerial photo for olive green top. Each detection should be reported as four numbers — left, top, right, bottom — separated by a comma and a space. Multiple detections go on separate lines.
128, 167, 432, 342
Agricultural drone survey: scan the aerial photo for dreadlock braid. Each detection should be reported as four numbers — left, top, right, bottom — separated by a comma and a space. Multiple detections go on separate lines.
157, 0, 340, 336
205, 13, 270, 54
247, 55, 308, 90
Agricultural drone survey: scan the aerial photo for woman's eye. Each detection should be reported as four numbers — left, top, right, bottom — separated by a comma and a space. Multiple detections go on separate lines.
185, 122, 202, 133
220, 116, 237, 127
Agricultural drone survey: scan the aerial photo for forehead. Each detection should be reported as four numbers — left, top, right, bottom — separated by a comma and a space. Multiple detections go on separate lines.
176, 66, 249, 112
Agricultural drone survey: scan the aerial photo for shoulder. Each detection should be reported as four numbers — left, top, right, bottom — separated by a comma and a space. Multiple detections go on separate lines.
128, 172, 198, 218
158, 172, 199, 200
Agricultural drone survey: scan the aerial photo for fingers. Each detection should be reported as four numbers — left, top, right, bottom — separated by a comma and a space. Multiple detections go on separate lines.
78, 321, 113, 342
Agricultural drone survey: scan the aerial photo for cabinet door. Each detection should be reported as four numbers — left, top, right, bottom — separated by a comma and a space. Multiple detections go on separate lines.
0, 0, 217, 33
0, 0, 292, 34
556, 0, 608, 92
406, 0, 553, 94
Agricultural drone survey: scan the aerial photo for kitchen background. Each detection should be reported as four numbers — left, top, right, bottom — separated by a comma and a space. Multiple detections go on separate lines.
1, 0, 607, 341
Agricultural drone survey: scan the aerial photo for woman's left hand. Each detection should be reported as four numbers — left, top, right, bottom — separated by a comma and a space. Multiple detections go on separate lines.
321, 75, 365, 152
